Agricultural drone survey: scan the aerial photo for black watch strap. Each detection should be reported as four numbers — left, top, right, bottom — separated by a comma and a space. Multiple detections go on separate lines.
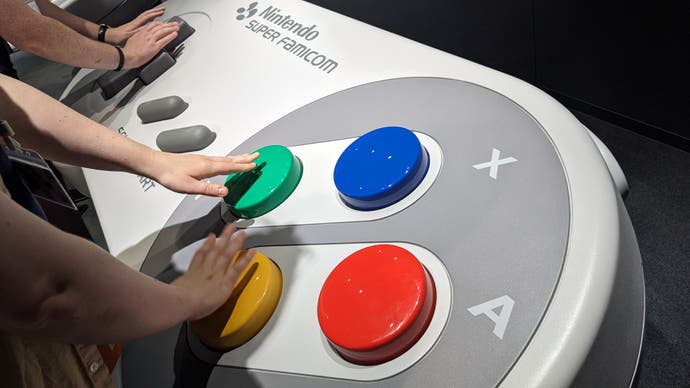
114, 46, 125, 71
97, 24, 109, 42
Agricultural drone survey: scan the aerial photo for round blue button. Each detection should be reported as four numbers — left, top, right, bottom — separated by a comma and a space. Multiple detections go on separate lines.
334, 126, 429, 210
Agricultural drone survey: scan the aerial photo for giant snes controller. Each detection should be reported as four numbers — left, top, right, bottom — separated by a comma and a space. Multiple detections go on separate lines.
59, 1, 643, 387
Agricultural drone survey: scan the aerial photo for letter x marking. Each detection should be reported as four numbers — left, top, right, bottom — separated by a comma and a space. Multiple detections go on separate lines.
472, 148, 517, 180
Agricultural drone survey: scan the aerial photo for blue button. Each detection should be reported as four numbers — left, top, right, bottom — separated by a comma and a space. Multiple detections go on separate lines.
334, 126, 429, 210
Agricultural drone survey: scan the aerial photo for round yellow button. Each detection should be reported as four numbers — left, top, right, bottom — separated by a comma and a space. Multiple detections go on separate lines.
190, 250, 282, 351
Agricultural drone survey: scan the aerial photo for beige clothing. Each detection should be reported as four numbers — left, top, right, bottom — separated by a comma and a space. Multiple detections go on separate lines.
0, 335, 114, 388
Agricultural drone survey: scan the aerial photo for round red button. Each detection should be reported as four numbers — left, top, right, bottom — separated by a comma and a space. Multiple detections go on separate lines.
317, 244, 436, 365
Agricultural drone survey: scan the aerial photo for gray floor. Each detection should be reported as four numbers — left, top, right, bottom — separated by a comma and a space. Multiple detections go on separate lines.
575, 111, 690, 388
10, 51, 690, 388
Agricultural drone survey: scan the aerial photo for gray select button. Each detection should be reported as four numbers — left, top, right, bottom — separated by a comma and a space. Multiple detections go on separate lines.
156, 125, 216, 153
137, 96, 189, 124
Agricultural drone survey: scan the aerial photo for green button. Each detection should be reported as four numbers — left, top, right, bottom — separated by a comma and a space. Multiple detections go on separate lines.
224, 145, 303, 219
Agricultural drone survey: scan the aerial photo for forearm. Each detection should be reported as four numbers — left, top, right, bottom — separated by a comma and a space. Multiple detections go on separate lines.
34, 0, 99, 40
0, 0, 119, 70
0, 74, 155, 175
0, 196, 195, 343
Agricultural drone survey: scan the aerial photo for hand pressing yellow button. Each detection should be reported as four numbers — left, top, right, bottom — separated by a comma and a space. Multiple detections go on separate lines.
190, 250, 283, 351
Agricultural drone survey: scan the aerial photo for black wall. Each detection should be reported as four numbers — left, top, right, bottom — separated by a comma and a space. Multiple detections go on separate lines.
306, 0, 690, 150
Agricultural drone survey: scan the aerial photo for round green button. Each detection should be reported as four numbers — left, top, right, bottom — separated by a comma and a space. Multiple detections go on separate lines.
224, 145, 303, 219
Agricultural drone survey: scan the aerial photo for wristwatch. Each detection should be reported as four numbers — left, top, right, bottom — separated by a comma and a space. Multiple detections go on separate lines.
97, 24, 110, 42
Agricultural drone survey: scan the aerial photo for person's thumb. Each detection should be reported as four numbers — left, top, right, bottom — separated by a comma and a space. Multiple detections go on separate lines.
183, 177, 228, 197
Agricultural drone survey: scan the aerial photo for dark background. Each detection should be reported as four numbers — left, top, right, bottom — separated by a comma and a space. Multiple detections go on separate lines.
300, 1, 690, 387
305, 0, 690, 151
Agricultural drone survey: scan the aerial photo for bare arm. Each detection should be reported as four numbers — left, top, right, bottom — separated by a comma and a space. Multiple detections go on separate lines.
34, 1, 167, 46
0, 194, 253, 344
0, 74, 258, 196
0, 75, 259, 343
34, 0, 100, 41
0, 0, 178, 69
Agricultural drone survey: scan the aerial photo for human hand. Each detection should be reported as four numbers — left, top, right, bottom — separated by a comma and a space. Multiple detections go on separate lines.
107, 8, 166, 45
121, 21, 179, 69
143, 151, 260, 197
172, 224, 256, 321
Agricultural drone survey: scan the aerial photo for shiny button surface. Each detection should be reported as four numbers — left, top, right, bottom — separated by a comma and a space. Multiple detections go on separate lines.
333, 126, 429, 210
317, 244, 436, 365
224, 145, 302, 219
190, 251, 283, 351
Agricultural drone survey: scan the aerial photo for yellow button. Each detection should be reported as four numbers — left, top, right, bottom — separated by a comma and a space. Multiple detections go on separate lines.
190, 250, 283, 351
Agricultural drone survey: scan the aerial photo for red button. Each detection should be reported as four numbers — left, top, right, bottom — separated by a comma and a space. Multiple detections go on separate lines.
317, 244, 436, 365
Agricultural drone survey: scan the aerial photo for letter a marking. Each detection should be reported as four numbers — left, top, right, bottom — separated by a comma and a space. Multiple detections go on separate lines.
467, 295, 515, 340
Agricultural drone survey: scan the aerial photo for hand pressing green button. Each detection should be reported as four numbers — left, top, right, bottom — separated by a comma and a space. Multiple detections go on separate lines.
224, 145, 303, 219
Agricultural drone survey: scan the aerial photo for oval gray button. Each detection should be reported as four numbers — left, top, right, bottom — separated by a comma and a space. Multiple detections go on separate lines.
137, 96, 189, 124
156, 125, 217, 153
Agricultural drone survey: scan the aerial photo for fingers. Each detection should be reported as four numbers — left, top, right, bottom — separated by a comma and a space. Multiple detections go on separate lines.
151, 23, 180, 41
137, 7, 165, 19
205, 153, 259, 166
141, 21, 178, 37
218, 223, 237, 240
139, 8, 165, 19
211, 226, 247, 274
161, 174, 226, 197
186, 178, 231, 198
122, 20, 180, 67
142, 21, 163, 32
232, 152, 261, 163
179, 153, 261, 196
150, 22, 179, 35
153, 152, 260, 197
141, 7, 165, 18
225, 229, 247, 258
227, 248, 255, 278
216, 185, 229, 197
176, 225, 252, 320
189, 233, 216, 270
195, 153, 261, 178
132, 8, 166, 28
156, 31, 179, 50
198, 179, 228, 197
228, 152, 261, 171
206, 159, 257, 176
